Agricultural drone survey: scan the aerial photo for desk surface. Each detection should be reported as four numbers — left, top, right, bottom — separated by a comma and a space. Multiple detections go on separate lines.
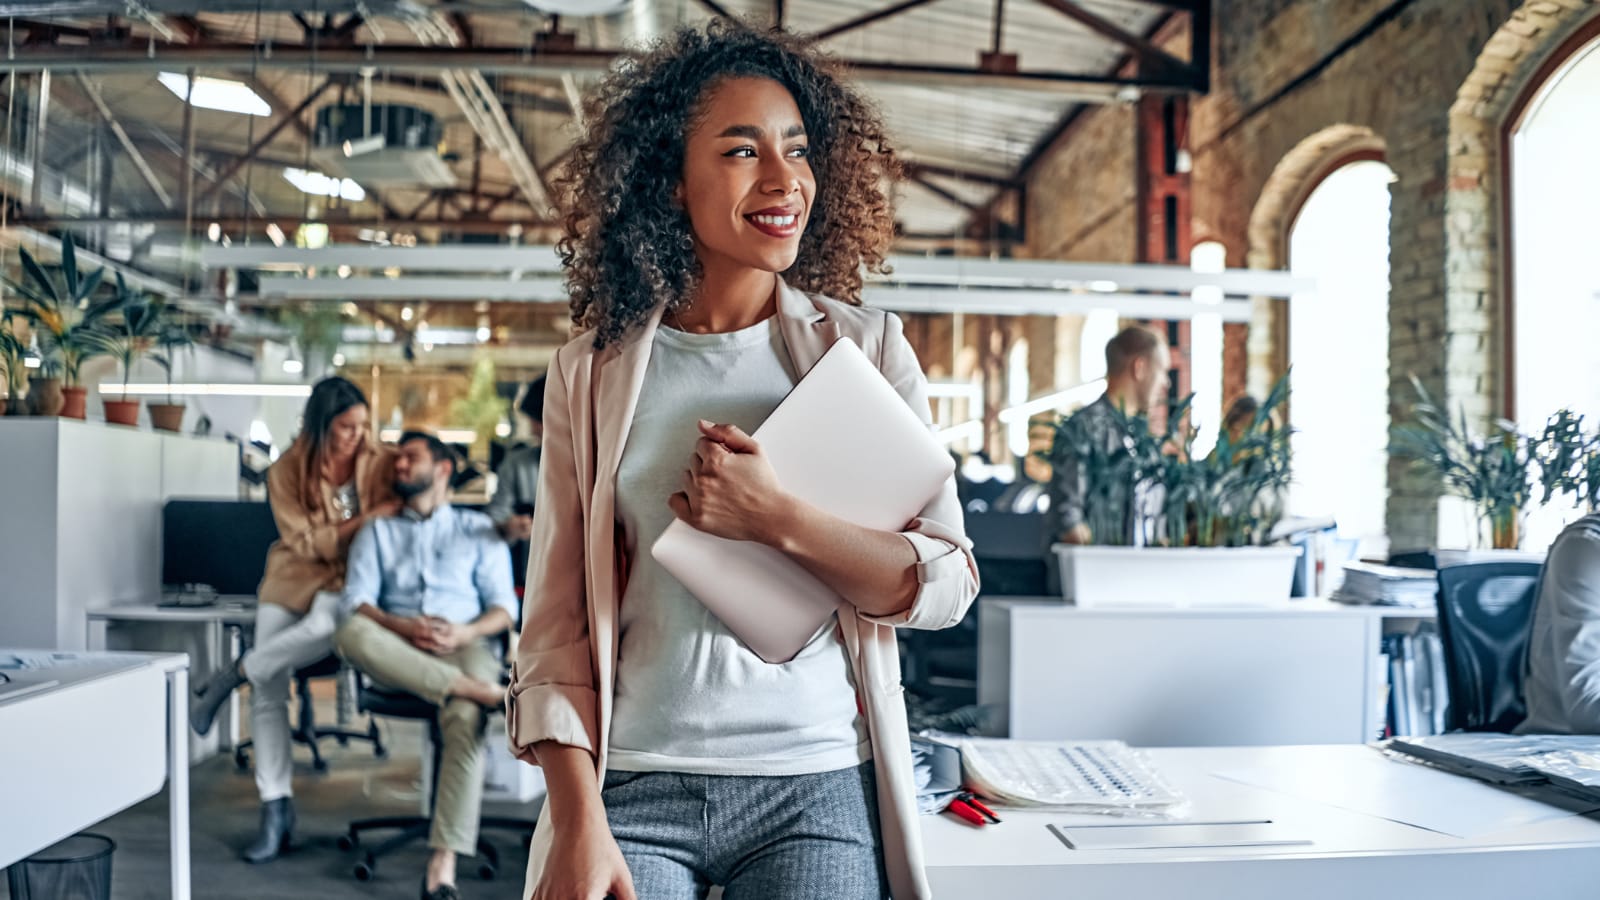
88, 598, 258, 625
923, 744, 1600, 898
0, 649, 186, 708
993, 596, 1437, 619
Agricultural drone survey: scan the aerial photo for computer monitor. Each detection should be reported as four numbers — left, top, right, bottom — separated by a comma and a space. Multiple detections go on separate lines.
162, 499, 279, 596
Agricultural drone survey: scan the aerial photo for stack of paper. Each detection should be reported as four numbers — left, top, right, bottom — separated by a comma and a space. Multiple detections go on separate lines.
958, 738, 1185, 814
1333, 562, 1438, 607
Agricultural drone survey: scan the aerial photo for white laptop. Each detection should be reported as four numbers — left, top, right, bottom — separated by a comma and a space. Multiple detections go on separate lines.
652, 337, 956, 664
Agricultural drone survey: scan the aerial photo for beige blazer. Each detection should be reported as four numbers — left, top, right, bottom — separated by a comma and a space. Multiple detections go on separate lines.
259, 436, 398, 615
508, 278, 980, 900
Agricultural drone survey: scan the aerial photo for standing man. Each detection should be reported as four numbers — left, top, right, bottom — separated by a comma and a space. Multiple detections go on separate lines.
1047, 325, 1171, 547
333, 431, 518, 900
485, 375, 544, 590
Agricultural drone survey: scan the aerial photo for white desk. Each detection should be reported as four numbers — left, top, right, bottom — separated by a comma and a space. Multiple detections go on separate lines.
0, 650, 190, 900
979, 598, 1435, 746
923, 744, 1600, 898
88, 599, 256, 760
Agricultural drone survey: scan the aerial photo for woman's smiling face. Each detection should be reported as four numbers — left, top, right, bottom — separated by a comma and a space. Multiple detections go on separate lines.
678, 77, 816, 277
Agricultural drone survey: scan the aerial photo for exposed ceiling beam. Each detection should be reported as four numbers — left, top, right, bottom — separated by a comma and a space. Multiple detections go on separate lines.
74, 72, 174, 207
7, 214, 560, 235
0, 44, 1204, 95
907, 172, 980, 212
696, 0, 735, 18
810, 0, 942, 42
0, 0, 404, 13
1033, 0, 1194, 83
903, 162, 1020, 189
195, 77, 335, 205
166, 15, 207, 43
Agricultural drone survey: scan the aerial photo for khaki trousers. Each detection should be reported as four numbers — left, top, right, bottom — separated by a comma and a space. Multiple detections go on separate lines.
334, 615, 502, 855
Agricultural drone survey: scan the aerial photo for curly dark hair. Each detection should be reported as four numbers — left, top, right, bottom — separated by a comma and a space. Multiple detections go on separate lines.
556, 21, 900, 349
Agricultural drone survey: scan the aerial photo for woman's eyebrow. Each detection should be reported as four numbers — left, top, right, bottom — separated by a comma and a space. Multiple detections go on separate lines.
715, 123, 808, 139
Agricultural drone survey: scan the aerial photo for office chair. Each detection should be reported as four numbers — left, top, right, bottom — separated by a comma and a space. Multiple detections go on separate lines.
233, 653, 386, 772
1434, 561, 1544, 732
338, 674, 536, 882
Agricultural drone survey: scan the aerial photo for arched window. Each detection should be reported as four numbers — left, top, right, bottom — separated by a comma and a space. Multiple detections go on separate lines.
1287, 158, 1394, 556
1509, 32, 1600, 549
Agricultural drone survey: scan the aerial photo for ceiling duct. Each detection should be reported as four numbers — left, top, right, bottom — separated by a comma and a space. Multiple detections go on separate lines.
311, 103, 454, 188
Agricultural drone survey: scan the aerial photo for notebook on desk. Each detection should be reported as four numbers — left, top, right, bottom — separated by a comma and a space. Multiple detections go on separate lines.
652, 337, 955, 664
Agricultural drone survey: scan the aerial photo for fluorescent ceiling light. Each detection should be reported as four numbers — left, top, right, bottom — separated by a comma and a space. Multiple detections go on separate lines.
157, 72, 271, 117
283, 167, 366, 203
101, 382, 313, 398
997, 379, 1106, 424
925, 381, 981, 400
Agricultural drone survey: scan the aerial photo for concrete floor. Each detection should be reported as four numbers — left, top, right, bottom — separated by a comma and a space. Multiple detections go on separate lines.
4, 691, 538, 900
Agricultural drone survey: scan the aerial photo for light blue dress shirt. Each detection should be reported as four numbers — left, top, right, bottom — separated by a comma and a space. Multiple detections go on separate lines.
341, 504, 519, 628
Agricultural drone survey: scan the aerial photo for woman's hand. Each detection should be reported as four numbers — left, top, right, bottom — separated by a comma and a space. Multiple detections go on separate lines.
534, 816, 636, 900
668, 420, 791, 545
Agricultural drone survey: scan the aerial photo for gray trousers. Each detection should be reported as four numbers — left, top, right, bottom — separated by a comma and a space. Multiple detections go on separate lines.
601, 762, 887, 900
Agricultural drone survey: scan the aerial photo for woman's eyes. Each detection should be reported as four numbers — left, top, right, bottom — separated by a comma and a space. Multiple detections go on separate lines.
722, 145, 810, 159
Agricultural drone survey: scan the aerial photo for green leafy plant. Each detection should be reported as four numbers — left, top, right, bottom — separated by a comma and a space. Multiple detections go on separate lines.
1043, 372, 1294, 548
1391, 375, 1534, 549
73, 277, 170, 400
0, 313, 29, 400
450, 355, 509, 454
1534, 409, 1600, 513
5, 238, 120, 385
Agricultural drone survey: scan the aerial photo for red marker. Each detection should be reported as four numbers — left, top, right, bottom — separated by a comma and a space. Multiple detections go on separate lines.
946, 798, 987, 827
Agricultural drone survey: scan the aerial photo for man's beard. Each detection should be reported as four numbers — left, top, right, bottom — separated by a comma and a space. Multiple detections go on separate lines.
393, 474, 432, 499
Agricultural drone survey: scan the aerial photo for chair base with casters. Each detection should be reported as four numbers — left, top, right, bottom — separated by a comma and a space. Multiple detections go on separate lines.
233, 654, 386, 773
339, 683, 535, 883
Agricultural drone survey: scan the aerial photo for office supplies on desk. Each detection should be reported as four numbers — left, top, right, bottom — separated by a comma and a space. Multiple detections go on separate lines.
1388, 734, 1600, 803
959, 738, 1185, 814
653, 338, 954, 663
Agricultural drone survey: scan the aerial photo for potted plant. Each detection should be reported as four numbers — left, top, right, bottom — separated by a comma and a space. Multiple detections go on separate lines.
6, 238, 119, 419
0, 314, 28, 416
147, 315, 194, 433
1045, 373, 1300, 607
1391, 375, 1534, 550
75, 278, 166, 427
1534, 409, 1600, 514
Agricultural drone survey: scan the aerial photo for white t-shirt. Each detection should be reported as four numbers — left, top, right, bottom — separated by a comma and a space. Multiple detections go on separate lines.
607, 317, 870, 776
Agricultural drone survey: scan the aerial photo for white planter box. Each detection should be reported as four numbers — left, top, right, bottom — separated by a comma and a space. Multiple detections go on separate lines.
1051, 544, 1301, 608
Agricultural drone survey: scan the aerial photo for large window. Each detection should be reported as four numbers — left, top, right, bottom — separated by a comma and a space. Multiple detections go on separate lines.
1511, 35, 1600, 549
1287, 159, 1394, 555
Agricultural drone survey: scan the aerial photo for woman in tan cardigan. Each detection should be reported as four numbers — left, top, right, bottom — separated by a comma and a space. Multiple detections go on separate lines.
190, 376, 399, 863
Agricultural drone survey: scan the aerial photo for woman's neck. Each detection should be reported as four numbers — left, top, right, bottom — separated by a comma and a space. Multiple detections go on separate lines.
321, 446, 358, 484
673, 264, 778, 334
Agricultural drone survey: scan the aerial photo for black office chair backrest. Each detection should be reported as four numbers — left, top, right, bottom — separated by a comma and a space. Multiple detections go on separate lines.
1434, 561, 1544, 732
162, 499, 280, 594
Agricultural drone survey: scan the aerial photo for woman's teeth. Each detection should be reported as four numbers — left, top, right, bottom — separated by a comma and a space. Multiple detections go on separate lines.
750, 214, 796, 226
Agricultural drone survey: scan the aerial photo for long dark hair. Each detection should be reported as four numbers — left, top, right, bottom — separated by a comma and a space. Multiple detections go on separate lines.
558, 20, 900, 349
297, 376, 368, 509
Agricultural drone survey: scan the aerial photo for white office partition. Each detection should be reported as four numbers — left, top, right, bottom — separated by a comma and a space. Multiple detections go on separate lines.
0, 419, 235, 649
979, 599, 1387, 746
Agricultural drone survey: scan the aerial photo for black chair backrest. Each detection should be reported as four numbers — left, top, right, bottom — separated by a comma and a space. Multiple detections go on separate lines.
1434, 561, 1544, 732
162, 499, 280, 595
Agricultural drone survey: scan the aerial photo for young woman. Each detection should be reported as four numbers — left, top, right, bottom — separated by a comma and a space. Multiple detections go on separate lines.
508, 23, 979, 900
189, 376, 400, 863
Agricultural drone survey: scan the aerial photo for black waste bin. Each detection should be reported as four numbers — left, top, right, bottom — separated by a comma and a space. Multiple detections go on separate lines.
5, 833, 115, 900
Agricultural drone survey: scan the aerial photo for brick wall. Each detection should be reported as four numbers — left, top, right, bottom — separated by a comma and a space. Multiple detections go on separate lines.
1017, 0, 1597, 549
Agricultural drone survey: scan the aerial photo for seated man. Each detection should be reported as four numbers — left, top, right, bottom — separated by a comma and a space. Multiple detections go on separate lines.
334, 431, 517, 900
1518, 513, 1600, 734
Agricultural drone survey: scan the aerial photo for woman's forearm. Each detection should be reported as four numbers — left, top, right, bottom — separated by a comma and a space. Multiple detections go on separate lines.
759, 495, 919, 619
535, 741, 607, 827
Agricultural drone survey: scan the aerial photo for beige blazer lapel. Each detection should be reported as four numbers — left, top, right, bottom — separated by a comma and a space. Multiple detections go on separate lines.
774, 276, 841, 377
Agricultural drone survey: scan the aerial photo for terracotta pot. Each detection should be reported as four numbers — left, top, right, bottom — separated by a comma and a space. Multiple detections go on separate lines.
60, 386, 88, 420
1490, 506, 1521, 550
0, 397, 8, 417
29, 377, 63, 417
103, 397, 141, 427
148, 402, 186, 433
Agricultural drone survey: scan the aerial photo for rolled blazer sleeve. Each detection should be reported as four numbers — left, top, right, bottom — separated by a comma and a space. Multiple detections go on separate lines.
505, 353, 600, 764
860, 311, 981, 632
266, 455, 344, 564
1549, 530, 1600, 733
